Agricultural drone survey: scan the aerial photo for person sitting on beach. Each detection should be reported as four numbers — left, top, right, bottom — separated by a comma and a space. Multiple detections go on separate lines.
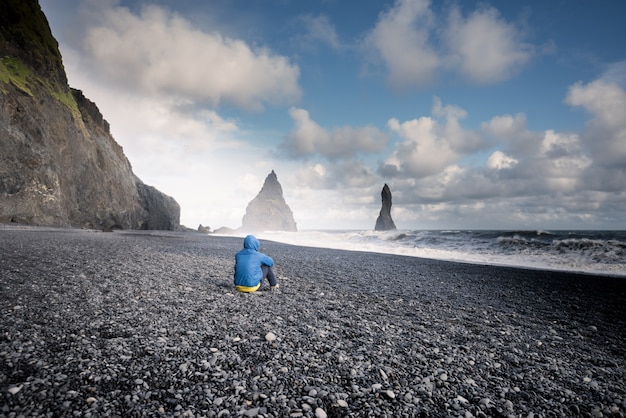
234, 235, 279, 292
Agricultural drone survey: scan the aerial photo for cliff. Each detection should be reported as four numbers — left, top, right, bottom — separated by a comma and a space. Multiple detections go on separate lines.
241, 170, 297, 232
375, 183, 397, 231
0, 0, 180, 230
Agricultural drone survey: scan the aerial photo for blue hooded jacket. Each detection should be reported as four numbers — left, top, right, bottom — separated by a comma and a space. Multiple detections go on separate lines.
234, 235, 274, 288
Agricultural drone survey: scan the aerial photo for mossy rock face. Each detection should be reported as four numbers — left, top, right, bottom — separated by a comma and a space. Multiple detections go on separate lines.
0, 0, 181, 230
0, 0, 66, 86
0, 56, 79, 117
0, 0, 78, 115
0, 56, 34, 95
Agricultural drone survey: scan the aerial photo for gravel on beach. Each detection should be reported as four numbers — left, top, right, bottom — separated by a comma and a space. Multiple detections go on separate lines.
1, 226, 625, 418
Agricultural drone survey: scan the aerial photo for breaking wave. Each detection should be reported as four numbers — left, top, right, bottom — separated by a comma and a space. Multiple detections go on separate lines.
251, 229, 626, 277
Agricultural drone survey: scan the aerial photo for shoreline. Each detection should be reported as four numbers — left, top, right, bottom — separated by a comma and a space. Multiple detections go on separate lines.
1, 227, 625, 417
220, 229, 626, 279
4, 224, 625, 279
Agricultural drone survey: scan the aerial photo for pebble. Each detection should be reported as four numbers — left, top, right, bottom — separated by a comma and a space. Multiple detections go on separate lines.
0, 228, 624, 418
503, 399, 514, 411
315, 408, 327, 418
243, 407, 259, 417
8, 386, 22, 395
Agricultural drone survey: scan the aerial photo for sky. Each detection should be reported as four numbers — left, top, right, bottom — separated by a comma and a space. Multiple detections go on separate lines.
39, 0, 626, 231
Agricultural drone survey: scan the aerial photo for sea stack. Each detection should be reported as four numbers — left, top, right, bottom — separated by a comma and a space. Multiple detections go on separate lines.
241, 170, 297, 232
375, 184, 397, 231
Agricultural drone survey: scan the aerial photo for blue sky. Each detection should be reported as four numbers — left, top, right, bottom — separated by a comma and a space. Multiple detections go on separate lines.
40, 0, 626, 230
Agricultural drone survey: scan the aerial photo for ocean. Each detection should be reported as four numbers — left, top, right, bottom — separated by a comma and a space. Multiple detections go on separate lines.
248, 229, 626, 277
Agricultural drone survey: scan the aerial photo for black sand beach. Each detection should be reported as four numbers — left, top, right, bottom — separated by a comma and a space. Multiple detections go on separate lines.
1, 226, 625, 417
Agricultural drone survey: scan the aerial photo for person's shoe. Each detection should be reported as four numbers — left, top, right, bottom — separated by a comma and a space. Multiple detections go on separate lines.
270, 284, 280, 291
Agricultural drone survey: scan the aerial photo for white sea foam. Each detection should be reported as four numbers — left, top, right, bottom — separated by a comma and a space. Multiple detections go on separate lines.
219, 229, 626, 277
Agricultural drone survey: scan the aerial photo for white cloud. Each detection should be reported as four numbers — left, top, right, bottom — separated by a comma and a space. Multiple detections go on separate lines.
381, 98, 481, 178
432, 97, 467, 120
487, 151, 518, 170
280, 107, 390, 160
565, 79, 626, 167
294, 163, 334, 189
566, 80, 625, 130
481, 113, 546, 157
64, 75, 243, 161
482, 113, 528, 138
76, 2, 300, 110
480, 113, 592, 195
295, 15, 343, 51
326, 160, 380, 189
202, 110, 239, 133
364, 0, 439, 88
385, 116, 457, 177
600, 60, 626, 86
563, 76, 626, 197
537, 130, 592, 192
374, 86, 618, 228
444, 6, 532, 84
363, 0, 533, 89
284, 162, 382, 229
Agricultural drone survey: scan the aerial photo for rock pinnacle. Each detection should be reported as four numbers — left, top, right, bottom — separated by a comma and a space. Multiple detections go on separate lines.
375, 184, 397, 231
241, 171, 297, 232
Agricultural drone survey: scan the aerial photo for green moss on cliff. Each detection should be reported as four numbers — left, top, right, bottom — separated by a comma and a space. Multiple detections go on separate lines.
51, 88, 80, 117
0, 56, 34, 95
0, 0, 65, 84
0, 55, 80, 118
1, 0, 72, 113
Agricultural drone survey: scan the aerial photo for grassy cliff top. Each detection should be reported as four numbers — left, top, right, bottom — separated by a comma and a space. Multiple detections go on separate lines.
0, 0, 67, 89
0, 0, 78, 116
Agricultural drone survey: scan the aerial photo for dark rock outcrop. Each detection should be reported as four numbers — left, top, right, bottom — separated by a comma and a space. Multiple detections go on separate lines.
241, 170, 297, 232
213, 226, 237, 235
375, 184, 397, 231
0, 0, 180, 230
136, 182, 180, 230
198, 224, 211, 234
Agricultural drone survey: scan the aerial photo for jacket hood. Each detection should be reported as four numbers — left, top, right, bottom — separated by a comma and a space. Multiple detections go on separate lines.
243, 235, 260, 250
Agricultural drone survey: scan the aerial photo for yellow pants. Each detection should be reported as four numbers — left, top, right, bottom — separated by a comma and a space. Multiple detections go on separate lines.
235, 283, 261, 293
